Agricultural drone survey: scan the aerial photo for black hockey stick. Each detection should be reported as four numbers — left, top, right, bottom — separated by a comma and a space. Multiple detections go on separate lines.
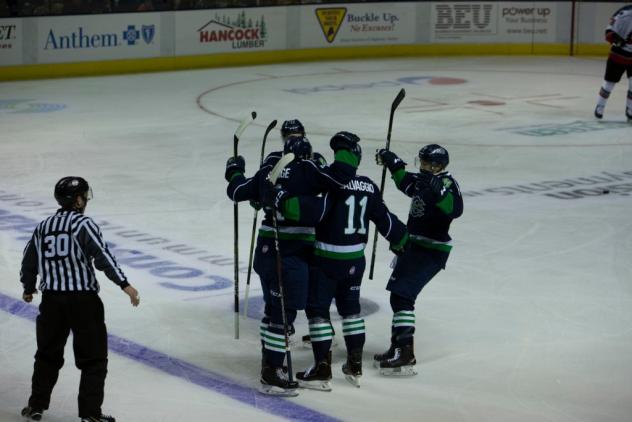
268, 153, 296, 381
244, 119, 278, 317
232, 111, 257, 339
368, 89, 406, 280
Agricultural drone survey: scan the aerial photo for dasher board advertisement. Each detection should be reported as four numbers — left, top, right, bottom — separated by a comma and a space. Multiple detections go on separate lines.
175, 8, 287, 56
430, 2, 557, 43
300, 2, 416, 48
37, 14, 160, 64
0, 19, 21, 66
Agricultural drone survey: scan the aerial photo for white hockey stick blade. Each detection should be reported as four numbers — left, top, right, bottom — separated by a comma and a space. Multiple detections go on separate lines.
267, 153, 295, 184
234, 111, 257, 141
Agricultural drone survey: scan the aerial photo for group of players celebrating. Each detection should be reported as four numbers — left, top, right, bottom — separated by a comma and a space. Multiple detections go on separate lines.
224, 119, 463, 396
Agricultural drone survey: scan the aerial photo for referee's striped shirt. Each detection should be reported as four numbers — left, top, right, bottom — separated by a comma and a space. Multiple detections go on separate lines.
20, 209, 129, 294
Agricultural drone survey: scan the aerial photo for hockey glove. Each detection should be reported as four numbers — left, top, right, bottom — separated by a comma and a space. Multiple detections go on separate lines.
416, 171, 445, 202
389, 233, 409, 256
375, 149, 406, 173
330, 131, 360, 152
312, 152, 328, 167
225, 156, 245, 182
263, 181, 290, 210
606, 30, 627, 47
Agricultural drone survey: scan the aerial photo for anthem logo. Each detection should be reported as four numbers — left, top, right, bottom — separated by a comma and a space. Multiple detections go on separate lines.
198, 11, 268, 49
123, 25, 155, 46
315, 8, 347, 43
45, 24, 155, 50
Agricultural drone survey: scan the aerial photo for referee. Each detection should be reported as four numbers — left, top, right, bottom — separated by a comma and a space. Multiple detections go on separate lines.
20, 177, 140, 422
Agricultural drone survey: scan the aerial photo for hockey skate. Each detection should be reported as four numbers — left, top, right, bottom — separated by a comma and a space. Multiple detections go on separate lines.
626, 107, 632, 122
594, 104, 604, 119
296, 360, 332, 391
21, 406, 43, 421
379, 345, 418, 376
80, 414, 115, 422
259, 365, 299, 397
342, 350, 363, 388
372, 344, 396, 369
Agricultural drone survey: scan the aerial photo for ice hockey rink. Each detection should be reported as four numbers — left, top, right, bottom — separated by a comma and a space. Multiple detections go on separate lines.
1, 55, 631, 422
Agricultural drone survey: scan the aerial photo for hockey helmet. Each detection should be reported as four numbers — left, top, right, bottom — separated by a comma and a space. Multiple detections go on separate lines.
54, 176, 92, 208
418, 144, 449, 168
281, 119, 305, 139
284, 135, 312, 160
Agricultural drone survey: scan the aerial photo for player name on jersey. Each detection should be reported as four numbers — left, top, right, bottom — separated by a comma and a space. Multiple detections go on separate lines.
341, 179, 375, 193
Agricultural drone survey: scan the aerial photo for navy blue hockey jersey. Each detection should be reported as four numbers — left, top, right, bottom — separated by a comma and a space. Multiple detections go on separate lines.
279, 174, 407, 261
226, 150, 357, 255
391, 168, 463, 254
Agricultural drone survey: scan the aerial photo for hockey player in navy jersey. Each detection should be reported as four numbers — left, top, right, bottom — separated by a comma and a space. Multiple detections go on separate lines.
594, 5, 632, 121
265, 133, 408, 390
373, 144, 463, 376
225, 130, 359, 395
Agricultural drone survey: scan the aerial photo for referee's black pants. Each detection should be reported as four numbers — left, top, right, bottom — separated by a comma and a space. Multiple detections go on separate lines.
28, 292, 108, 418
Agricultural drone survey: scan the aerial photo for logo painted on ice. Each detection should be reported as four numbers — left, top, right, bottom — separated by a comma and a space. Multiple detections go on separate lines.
0, 99, 66, 114
284, 76, 467, 95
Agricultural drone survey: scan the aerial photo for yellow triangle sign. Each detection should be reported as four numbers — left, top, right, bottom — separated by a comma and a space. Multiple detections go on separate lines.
315, 8, 347, 43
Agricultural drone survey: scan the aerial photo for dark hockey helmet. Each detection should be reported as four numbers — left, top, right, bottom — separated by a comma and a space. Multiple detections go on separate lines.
54, 176, 92, 208
418, 144, 449, 167
284, 135, 312, 160
281, 119, 305, 139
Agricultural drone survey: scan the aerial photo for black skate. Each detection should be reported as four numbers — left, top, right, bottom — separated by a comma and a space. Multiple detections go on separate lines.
379, 345, 417, 376
296, 360, 332, 391
259, 365, 299, 397
21, 406, 43, 421
80, 414, 115, 422
626, 107, 632, 122
373, 344, 396, 369
342, 350, 363, 388
594, 104, 604, 119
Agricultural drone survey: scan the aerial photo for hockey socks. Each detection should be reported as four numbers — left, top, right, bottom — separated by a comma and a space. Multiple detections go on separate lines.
308, 318, 334, 363
263, 323, 287, 368
595, 81, 616, 118
342, 316, 366, 353
392, 311, 415, 347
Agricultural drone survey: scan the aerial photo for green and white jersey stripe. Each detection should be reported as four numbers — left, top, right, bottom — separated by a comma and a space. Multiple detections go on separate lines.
259, 224, 316, 242
410, 234, 453, 252
392, 311, 415, 328
309, 322, 334, 342
314, 240, 366, 260
263, 330, 287, 353
342, 317, 365, 336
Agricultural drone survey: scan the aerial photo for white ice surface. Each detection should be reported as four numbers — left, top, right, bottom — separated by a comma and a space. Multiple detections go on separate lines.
1, 56, 631, 422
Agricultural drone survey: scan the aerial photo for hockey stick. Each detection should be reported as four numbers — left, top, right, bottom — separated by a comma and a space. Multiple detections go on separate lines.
232, 111, 257, 339
368, 88, 406, 280
267, 153, 296, 381
244, 119, 278, 318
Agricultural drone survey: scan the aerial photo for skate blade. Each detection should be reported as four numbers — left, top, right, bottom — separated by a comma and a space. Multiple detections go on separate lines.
379, 365, 418, 377
259, 384, 299, 397
344, 374, 361, 388
298, 379, 332, 392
